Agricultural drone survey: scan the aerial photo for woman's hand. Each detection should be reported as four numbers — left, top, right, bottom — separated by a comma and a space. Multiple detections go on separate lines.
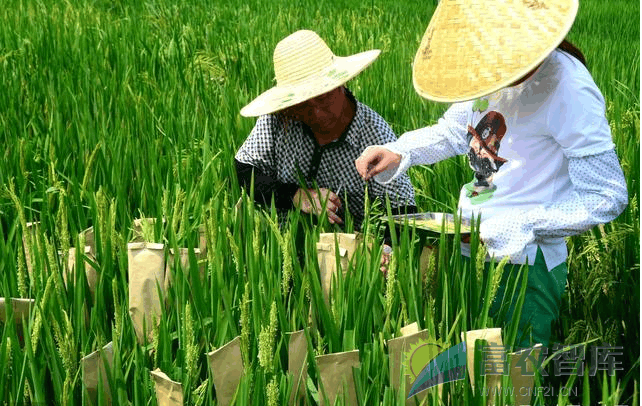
293, 188, 343, 224
355, 146, 402, 181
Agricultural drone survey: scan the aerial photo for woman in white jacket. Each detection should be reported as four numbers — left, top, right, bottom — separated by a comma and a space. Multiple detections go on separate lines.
356, 0, 628, 348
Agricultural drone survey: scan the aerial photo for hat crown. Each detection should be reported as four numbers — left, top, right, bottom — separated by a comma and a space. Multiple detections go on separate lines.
273, 30, 335, 86
412, 0, 578, 102
240, 30, 379, 117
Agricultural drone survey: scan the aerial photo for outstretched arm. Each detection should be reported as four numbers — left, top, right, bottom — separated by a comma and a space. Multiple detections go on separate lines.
356, 102, 471, 183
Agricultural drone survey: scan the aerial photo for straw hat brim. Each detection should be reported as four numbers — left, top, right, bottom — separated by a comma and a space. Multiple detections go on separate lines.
240, 49, 380, 117
412, 0, 578, 103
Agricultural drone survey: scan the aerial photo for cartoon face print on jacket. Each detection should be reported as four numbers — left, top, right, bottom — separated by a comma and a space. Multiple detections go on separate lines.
465, 110, 508, 202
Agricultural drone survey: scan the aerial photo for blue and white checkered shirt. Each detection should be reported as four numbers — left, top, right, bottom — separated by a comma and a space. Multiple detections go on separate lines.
235, 91, 416, 228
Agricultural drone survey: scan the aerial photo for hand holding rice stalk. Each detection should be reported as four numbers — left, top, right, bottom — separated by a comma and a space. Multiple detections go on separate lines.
355, 146, 402, 181
293, 187, 343, 224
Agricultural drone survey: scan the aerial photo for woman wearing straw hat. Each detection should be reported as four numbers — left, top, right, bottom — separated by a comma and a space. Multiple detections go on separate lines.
356, 0, 628, 349
236, 30, 416, 242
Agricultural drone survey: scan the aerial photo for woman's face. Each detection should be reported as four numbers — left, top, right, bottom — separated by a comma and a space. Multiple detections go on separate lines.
279, 87, 346, 132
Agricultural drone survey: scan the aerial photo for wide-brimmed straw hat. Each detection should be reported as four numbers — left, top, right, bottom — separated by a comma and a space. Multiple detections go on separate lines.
240, 30, 380, 117
413, 0, 578, 102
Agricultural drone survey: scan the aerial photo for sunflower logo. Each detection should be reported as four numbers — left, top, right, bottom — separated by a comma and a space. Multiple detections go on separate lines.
402, 338, 444, 382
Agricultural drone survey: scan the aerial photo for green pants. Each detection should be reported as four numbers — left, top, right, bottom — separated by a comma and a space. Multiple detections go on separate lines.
486, 247, 568, 349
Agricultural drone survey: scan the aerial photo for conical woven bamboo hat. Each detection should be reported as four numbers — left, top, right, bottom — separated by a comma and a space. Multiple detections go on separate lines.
413, 0, 578, 102
240, 30, 380, 117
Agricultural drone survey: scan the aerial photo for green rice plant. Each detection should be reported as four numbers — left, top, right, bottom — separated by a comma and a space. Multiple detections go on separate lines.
0, 0, 637, 404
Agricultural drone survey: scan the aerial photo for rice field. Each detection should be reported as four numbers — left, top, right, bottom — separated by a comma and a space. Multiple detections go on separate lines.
0, 0, 639, 405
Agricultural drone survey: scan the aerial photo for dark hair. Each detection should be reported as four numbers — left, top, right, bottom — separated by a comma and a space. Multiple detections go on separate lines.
557, 39, 586, 66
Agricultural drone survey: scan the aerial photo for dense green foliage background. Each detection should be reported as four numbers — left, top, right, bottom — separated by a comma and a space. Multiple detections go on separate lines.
0, 0, 638, 404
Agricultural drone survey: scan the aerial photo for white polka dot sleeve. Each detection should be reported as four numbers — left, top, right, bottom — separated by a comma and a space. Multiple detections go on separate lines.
371, 102, 472, 184
480, 149, 628, 262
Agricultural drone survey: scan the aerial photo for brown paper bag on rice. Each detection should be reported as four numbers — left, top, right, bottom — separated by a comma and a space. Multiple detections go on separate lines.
387, 322, 441, 405
401, 323, 421, 336
81, 341, 114, 405
288, 330, 308, 405
508, 345, 542, 406
151, 368, 184, 406
63, 246, 98, 296
207, 336, 244, 406
80, 226, 96, 254
0, 298, 34, 324
164, 248, 203, 292
316, 233, 364, 304
419, 245, 438, 277
128, 242, 165, 344
461, 328, 504, 405
316, 349, 360, 406
198, 224, 208, 275
198, 224, 207, 259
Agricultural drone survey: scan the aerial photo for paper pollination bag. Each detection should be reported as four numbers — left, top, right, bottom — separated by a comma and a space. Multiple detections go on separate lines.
128, 242, 165, 344
387, 322, 439, 405
80, 226, 96, 254
207, 336, 244, 406
316, 349, 360, 406
82, 342, 114, 405
151, 369, 184, 406
198, 224, 207, 259
507, 344, 542, 406
461, 328, 504, 405
63, 246, 98, 296
164, 248, 203, 293
0, 298, 34, 324
461, 328, 542, 406
288, 330, 308, 406
61, 226, 97, 293
419, 245, 438, 277
198, 224, 208, 275
316, 233, 365, 304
